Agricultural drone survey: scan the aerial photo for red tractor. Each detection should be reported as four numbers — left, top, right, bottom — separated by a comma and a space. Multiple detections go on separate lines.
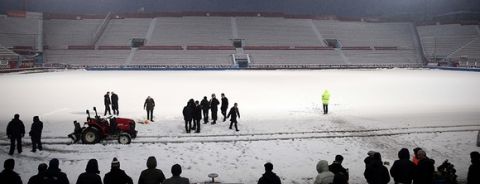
81, 107, 137, 144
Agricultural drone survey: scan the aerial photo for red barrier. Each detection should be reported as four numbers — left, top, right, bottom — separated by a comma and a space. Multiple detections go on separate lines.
68, 45, 95, 50
341, 46, 372, 50
186, 46, 235, 50
98, 46, 131, 50
139, 45, 183, 50
374, 46, 398, 50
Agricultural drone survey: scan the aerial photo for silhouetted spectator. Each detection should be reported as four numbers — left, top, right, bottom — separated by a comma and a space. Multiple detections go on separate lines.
163, 164, 189, 184
220, 93, 229, 122
0, 159, 22, 184
104, 158, 133, 184
390, 148, 415, 184
104, 92, 111, 116
209, 93, 220, 124
413, 150, 435, 184
138, 156, 166, 184
329, 155, 349, 184
7, 114, 25, 155
467, 151, 479, 184
364, 152, 390, 184
227, 103, 240, 131
28, 163, 47, 184
182, 100, 194, 133
412, 147, 422, 166
29, 116, 43, 152
111, 92, 119, 115
68, 121, 82, 143
364, 151, 377, 169
43, 158, 70, 184
76, 159, 102, 184
144, 96, 155, 122
193, 100, 202, 133
314, 160, 334, 184
200, 96, 210, 124
258, 162, 281, 184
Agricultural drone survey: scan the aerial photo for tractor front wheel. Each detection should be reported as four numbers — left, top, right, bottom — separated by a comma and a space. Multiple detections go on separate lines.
118, 133, 131, 144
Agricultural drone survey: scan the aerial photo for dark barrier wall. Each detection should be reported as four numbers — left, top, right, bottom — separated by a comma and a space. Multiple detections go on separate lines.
1, 0, 479, 18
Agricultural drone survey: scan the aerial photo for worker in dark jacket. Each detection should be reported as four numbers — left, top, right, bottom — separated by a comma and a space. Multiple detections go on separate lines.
329, 155, 349, 184
200, 96, 210, 124
182, 100, 195, 133
468, 151, 480, 184
43, 158, 70, 184
390, 148, 415, 184
144, 96, 155, 122
0, 159, 23, 184
138, 156, 166, 184
221, 93, 229, 122
104, 158, 133, 184
7, 114, 25, 155
111, 92, 119, 115
364, 152, 390, 184
28, 163, 47, 184
258, 162, 281, 184
68, 121, 82, 143
29, 116, 43, 152
227, 103, 240, 131
209, 93, 220, 124
413, 150, 435, 184
104, 92, 111, 116
192, 100, 202, 133
76, 159, 102, 184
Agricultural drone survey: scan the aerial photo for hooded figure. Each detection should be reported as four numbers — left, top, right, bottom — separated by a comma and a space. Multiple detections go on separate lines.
111, 92, 119, 115
76, 159, 102, 184
364, 152, 390, 184
413, 150, 435, 184
29, 116, 43, 152
7, 114, 25, 155
468, 151, 480, 184
138, 156, 166, 184
390, 148, 415, 184
43, 158, 70, 184
104, 92, 112, 116
0, 159, 22, 184
104, 158, 133, 184
314, 160, 334, 184
258, 162, 281, 184
28, 163, 48, 184
163, 164, 189, 184
322, 90, 330, 114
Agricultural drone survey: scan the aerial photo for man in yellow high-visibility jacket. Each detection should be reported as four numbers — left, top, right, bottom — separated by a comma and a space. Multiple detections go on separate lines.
322, 90, 330, 114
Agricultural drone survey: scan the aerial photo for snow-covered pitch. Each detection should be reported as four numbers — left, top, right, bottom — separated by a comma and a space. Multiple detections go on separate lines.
1, 69, 479, 183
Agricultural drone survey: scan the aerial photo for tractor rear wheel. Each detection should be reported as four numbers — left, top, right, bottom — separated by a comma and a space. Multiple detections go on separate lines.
82, 128, 100, 144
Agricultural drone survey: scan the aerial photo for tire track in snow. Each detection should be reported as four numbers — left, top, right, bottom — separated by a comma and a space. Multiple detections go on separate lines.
0, 124, 478, 145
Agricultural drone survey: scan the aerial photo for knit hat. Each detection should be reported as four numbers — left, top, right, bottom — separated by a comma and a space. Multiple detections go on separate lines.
111, 157, 120, 168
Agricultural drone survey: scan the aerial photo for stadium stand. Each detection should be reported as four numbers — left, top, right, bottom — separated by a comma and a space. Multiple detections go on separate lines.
236, 17, 325, 46
44, 50, 130, 65
44, 19, 103, 49
147, 16, 233, 46
0, 17, 39, 49
132, 50, 233, 65
417, 24, 479, 59
97, 18, 151, 46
